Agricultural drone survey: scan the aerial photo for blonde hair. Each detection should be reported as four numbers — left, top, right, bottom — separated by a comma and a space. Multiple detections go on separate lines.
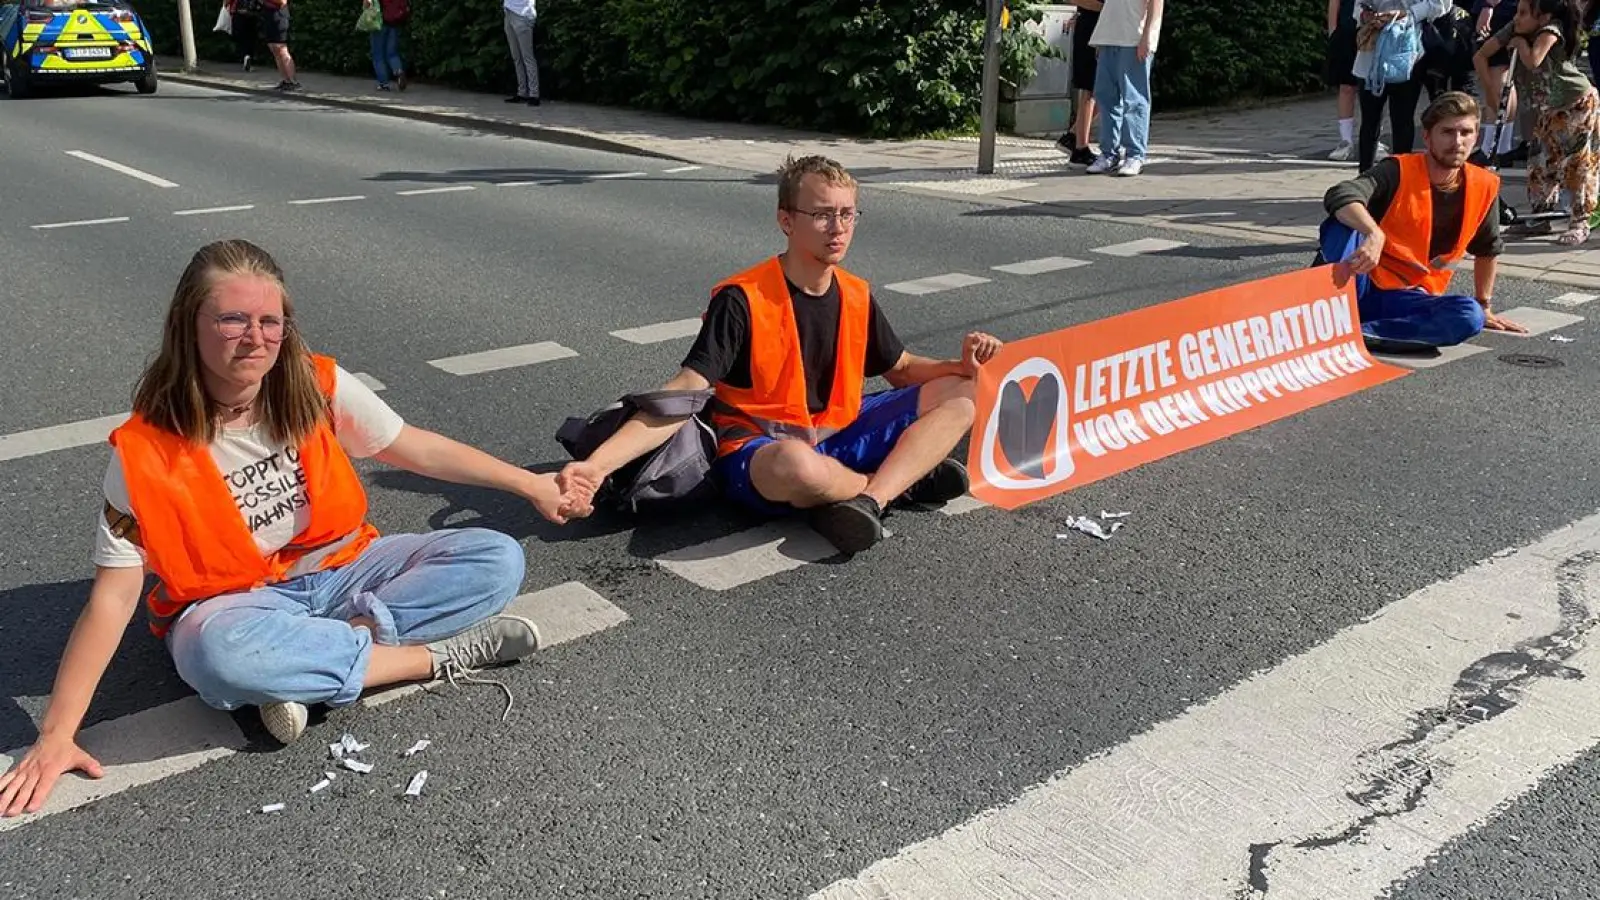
132, 239, 327, 447
776, 154, 858, 209
1421, 91, 1480, 132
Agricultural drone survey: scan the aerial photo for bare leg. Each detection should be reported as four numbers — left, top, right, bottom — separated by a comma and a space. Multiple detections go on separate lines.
364, 645, 434, 688
271, 42, 295, 82
748, 439, 868, 509
1074, 89, 1097, 149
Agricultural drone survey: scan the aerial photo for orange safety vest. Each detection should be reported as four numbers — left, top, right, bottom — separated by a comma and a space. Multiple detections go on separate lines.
1371, 152, 1500, 296
107, 353, 379, 638
708, 256, 872, 458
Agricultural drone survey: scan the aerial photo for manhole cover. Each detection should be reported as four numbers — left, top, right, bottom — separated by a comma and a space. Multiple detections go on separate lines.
1497, 353, 1564, 369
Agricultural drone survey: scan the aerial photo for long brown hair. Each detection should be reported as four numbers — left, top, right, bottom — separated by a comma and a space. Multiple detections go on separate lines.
132, 239, 327, 446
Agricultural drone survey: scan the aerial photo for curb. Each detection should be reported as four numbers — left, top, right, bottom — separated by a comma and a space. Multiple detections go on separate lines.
160, 68, 694, 165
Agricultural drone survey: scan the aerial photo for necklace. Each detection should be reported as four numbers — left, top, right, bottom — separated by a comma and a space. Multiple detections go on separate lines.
216, 398, 255, 417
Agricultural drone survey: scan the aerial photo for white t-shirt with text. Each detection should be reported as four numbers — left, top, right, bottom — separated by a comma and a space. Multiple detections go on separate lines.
92, 365, 405, 569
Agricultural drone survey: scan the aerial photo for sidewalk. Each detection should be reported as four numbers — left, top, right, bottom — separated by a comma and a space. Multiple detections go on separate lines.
159, 57, 1600, 289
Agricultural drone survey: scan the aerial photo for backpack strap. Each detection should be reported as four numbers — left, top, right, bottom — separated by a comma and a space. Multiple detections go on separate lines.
625, 388, 716, 419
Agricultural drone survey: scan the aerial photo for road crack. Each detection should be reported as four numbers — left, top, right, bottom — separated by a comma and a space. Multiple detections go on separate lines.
1238, 550, 1599, 897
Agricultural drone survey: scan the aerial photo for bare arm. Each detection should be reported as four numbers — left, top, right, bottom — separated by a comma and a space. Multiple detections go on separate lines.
1, 564, 145, 816
1513, 31, 1560, 69
583, 367, 712, 476
374, 423, 569, 521
1328, 0, 1341, 33
1334, 199, 1382, 237
883, 352, 965, 389
1473, 254, 1499, 303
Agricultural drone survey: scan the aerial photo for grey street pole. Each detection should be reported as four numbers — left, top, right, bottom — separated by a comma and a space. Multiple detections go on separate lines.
177, 0, 197, 71
976, 0, 1003, 174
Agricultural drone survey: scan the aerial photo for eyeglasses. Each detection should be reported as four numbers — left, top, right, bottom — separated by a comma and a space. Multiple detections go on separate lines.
788, 207, 862, 228
206, 312, 291, 342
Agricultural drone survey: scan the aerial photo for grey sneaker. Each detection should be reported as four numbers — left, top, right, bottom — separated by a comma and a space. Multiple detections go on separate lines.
260, 700, 308, 745
425, 614, 542, 720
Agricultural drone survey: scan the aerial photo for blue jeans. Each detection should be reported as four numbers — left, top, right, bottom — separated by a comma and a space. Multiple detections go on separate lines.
714, 386, 922, 516
166, 528, 524, 711
369, 25, 404, 85
1318, 218, 1486, 346
1093, 45, 1154, 161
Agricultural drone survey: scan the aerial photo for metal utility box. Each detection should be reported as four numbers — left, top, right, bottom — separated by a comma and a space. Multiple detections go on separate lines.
1002, 3, 1078, 136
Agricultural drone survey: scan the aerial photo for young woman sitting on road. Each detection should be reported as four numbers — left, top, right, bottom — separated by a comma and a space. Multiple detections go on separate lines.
0, 238, 595, 819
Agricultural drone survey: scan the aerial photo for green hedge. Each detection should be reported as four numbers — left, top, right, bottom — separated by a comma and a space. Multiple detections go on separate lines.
135, 0, 1326, 137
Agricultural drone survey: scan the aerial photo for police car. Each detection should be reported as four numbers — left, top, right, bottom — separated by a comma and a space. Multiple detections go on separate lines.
0, 0, 157, 98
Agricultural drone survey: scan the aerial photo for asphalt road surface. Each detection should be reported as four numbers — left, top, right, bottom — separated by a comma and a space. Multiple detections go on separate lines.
2, 81, 1599, 900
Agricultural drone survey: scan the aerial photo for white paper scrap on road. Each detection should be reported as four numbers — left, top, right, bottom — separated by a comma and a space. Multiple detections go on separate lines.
402, 739, 431, 757
341, 758, 374, 775
816, 512, 1600, 900
405, 770, 429, 798
0, 696, 246, 833
309, 777, 332, 794
1057, 515, 1123, 541
339, 733, 368, 754
261, 803, 285, 814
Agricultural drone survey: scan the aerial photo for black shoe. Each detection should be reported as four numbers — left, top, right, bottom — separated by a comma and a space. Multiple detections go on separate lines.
1363, 333, 1440, 356
1070, 147, 1094, 166
505, 94, 525, 102
1055, 133, 1076, 155
900, 459, 970, 507
808, 495, 884, 555
526, 96, 541, 106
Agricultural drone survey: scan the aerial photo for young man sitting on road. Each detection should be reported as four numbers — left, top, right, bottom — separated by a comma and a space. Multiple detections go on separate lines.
1317, 90, 1528, 351
556, 155, 1002, 554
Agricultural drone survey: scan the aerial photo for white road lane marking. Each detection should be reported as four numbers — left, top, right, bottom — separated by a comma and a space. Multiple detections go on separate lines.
30, 217, 130, 231
64, 150, 179, 188
592, 171, 647, 180
351, 372, 386, 392
816, 512, 1600, 900
1371, 344, 1490, 369
363, 583, 628, 707
883, 273, 992, 296
610, 318, 703, 344
936, 495, 988, 516
992, 256, 1093, 276
426, 341, 578, 376
173, 205, 255, 216
1494, 306, 1585, 337
0, 412, 129, 463
1547, 291, 1598, 307
288, 195, 366, 206
396, 185, 476, 196
656, 521, 880, 590
0, 697, 246, 833
663, 165, 703, 173
1092, 237, 1190, 257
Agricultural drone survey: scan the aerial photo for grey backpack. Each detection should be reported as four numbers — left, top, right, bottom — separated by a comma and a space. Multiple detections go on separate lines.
555, 389, 719, 513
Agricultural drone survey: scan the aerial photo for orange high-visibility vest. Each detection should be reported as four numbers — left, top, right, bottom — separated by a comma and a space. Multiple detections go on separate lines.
708, 256, 871, 458
1371, 152, 1500, 296
107, 353, 379, 638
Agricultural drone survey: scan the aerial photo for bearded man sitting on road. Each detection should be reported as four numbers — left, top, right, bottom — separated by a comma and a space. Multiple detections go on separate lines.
556, 155, 1002, 555
1317, 90, 1529, 352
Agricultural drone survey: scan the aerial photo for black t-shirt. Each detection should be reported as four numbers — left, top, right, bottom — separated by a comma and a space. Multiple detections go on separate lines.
682, 275, 906, 414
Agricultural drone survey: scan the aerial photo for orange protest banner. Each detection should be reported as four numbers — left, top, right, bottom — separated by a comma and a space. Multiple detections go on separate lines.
967, 264, 1410, 511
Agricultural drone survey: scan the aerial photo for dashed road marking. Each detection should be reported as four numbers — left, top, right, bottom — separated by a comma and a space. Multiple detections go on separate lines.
64, 150, 179, 188
396, 185, 476, 196
363, 583, 628, 708
288, 195, 366, 206
1092, 237, 1190, 257
427, 341, 579, 376
174, 204, 255, 216
0, 412, 130, 463
656, 521, 855, 590
663, 165, 703, 174
1495, 306, 1585, 337
351, 372, 387, 392
0, 697, 246, 833
883, 273, 992, 296
1547, 291, 1598, 307
30, 217, 130, 231
992, 256, 1092, 276
1373, 344, 1490, 370
937, 495, 989, 516
610, 318, 703, 344
592, 171, 647, 180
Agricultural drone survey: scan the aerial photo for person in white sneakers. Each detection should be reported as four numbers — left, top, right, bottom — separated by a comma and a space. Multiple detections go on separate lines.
0, 239, 595, 820
1086, 0, 1164, 177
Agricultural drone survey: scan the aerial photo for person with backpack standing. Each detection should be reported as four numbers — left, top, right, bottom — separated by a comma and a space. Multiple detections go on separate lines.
1352, 0, 1453, 171
1476, 0, 1600, 244
364, 0, 408, 91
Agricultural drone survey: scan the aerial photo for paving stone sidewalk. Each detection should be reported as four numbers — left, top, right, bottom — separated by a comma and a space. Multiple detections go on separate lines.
159, 57, 1600, 289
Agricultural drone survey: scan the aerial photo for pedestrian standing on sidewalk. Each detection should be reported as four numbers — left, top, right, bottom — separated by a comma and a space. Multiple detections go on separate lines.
1085, 0, 1164, 177
1473, 0, 1523, 161
1477, 0, 1600, 244
503, 0, 540, 106
260, 0, 299, 91
1353, 0, 1452, 171
226, 0, 261, 72
364, 0, 408, 91
1054, 0, 1102, 165
1329, 0, 1366, 161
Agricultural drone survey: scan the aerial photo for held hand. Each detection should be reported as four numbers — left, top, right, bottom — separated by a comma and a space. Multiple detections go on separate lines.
1484, 310, 1530, 334
961, 331, 1004, 377
0, 735, 103, 818
524, 471, 581, 525
553, 461, 604, 520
